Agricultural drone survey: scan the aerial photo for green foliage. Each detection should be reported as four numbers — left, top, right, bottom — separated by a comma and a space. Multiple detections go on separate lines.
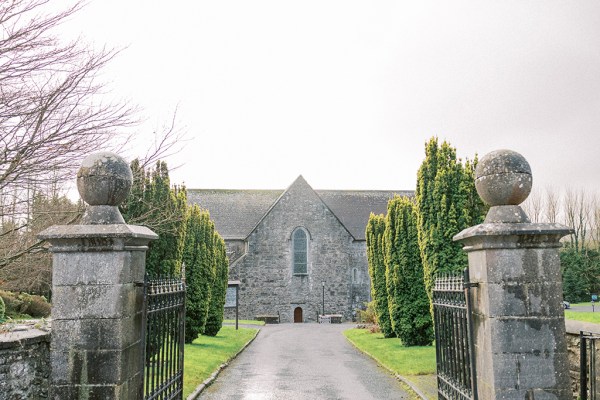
561, 246, 600, 303
415, 137, 486, 303
121, 159, 229, 341
183, 206, 216, 343
0, 290, 50, 318
385, 196, 433, 346
204, 233, 229, 337
120, 160, 188, 277
356, 300, 377, 324
0, 296, 5, 322
366, 214, 394, 338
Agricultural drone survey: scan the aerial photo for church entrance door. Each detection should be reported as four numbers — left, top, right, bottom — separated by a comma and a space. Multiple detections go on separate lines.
293, 307, 303, 323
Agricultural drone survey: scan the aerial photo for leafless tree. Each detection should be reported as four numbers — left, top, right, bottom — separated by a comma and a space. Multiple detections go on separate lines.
0, 0, 138, 200
588, 193, 600, 249
563, 188, 592, 252
522, 187, 543, 223
544, 186, 560, 224
0, 0, 186, 291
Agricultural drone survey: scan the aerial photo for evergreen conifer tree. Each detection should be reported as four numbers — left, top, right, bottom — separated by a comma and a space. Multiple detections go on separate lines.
415, 138, 486, 303
385, 196, 433, 346
366, 213, 394, 337
183, 206, 215, 343
120, 160, 188, 277
204, 233, 229, 336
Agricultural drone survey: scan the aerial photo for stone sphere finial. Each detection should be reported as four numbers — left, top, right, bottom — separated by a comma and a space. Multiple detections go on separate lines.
77, 152, 133, 206
76, 152, 132, 224
475, 149, 532, 207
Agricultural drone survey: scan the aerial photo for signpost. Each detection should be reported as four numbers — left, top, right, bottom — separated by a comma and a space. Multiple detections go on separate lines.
226, 280, 240, 329
592, 294, 598, 312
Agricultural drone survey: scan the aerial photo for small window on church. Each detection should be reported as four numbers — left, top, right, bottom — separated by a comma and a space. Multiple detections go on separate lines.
293, 228, 308, 275
352, 268, 359, 283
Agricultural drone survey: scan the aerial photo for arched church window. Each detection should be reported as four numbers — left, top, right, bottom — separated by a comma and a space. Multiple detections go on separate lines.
292, 228, 308, 275
352, 268, 358, 283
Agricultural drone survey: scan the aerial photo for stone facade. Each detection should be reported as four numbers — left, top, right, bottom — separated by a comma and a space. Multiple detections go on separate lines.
0, 328, 50, 399
188, 176, 408, 323
235, 178, 368, 322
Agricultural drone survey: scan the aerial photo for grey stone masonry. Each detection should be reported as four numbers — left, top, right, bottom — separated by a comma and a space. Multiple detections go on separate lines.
228, 176, 371, 323
0, 327, 50, 399
454, 149, 572, 399
38, 152, 157, 399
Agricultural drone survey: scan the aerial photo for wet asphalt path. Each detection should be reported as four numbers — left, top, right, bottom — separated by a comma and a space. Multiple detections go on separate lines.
199, 323, 410, 400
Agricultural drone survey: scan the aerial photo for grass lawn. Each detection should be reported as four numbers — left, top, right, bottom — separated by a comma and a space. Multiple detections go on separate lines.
564, 310, 600, 324
183, 326, 259, 397
223, 319, 266, 326
343, 328, 436, 376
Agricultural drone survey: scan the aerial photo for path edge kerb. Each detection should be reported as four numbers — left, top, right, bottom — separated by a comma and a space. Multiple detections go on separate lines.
186, 328, 261, 400
344, 334, 429, 400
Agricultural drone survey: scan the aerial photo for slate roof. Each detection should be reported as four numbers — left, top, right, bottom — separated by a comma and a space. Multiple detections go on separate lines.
186, 189, 283, 240
187, 180, 413, 241
316, 190, 413, 239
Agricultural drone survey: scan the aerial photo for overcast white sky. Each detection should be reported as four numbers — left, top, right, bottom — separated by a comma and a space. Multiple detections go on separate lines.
54, 0, 600, 192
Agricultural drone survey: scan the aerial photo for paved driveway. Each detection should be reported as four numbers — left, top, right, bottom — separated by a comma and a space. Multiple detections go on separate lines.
200, 323, 410, 400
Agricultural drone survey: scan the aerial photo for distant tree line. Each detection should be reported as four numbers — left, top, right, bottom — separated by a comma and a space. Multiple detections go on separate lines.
522, 187, 600, 302
121, 160, 229, 342
366, 137, 486, 346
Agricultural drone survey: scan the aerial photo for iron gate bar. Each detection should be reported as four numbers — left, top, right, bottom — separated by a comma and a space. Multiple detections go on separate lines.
143, 276, 186, 400
581, 331, 600, 400
433, 269, 477, 400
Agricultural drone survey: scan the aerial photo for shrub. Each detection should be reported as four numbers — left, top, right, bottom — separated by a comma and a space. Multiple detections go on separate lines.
368, 324, 381, 334
24, 295, 51, 318
356, 301, 377, 324
0, 290, 22, 316
0, 290, 51, 318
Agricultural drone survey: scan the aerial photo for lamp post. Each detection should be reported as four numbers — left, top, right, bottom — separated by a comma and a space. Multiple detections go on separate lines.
322, 281, 325, 316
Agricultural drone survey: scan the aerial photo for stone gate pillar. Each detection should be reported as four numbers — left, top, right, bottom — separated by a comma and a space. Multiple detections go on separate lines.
454, 150, 572, 399
39, 152, 157, 399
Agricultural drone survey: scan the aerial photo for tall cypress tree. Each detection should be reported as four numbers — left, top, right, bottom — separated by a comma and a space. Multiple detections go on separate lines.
204, 232, 229, 336
366, 213, 394, 337
120, 160, 188, 277
415, 137, 486, 303
385, 196, 433, 346
183, 206, 215, 343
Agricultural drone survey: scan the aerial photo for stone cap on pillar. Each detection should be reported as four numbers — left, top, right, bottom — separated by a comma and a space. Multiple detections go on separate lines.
454, 149, 572, 248
38, 152, 158, 250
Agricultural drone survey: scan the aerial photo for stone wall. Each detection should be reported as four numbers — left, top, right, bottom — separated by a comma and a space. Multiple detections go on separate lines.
231, 177, 371, 323
0, 326, 50, 399
565, 319, 600, 399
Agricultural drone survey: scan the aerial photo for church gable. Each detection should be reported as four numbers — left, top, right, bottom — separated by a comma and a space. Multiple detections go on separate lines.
187, 176, 413, 322
247, 175, 354, 241
187, 177, 409, 242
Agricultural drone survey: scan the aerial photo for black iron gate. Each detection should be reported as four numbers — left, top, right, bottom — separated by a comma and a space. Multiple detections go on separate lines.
433, 269, 477, 400
143, 276, 186, 400
581, 331, 600, 400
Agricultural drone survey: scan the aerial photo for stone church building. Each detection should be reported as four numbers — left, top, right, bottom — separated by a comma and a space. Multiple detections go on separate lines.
187, 176, 410, 323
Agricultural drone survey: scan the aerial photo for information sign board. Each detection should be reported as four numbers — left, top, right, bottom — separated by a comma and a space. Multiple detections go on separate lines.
225, 286, 237, 308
